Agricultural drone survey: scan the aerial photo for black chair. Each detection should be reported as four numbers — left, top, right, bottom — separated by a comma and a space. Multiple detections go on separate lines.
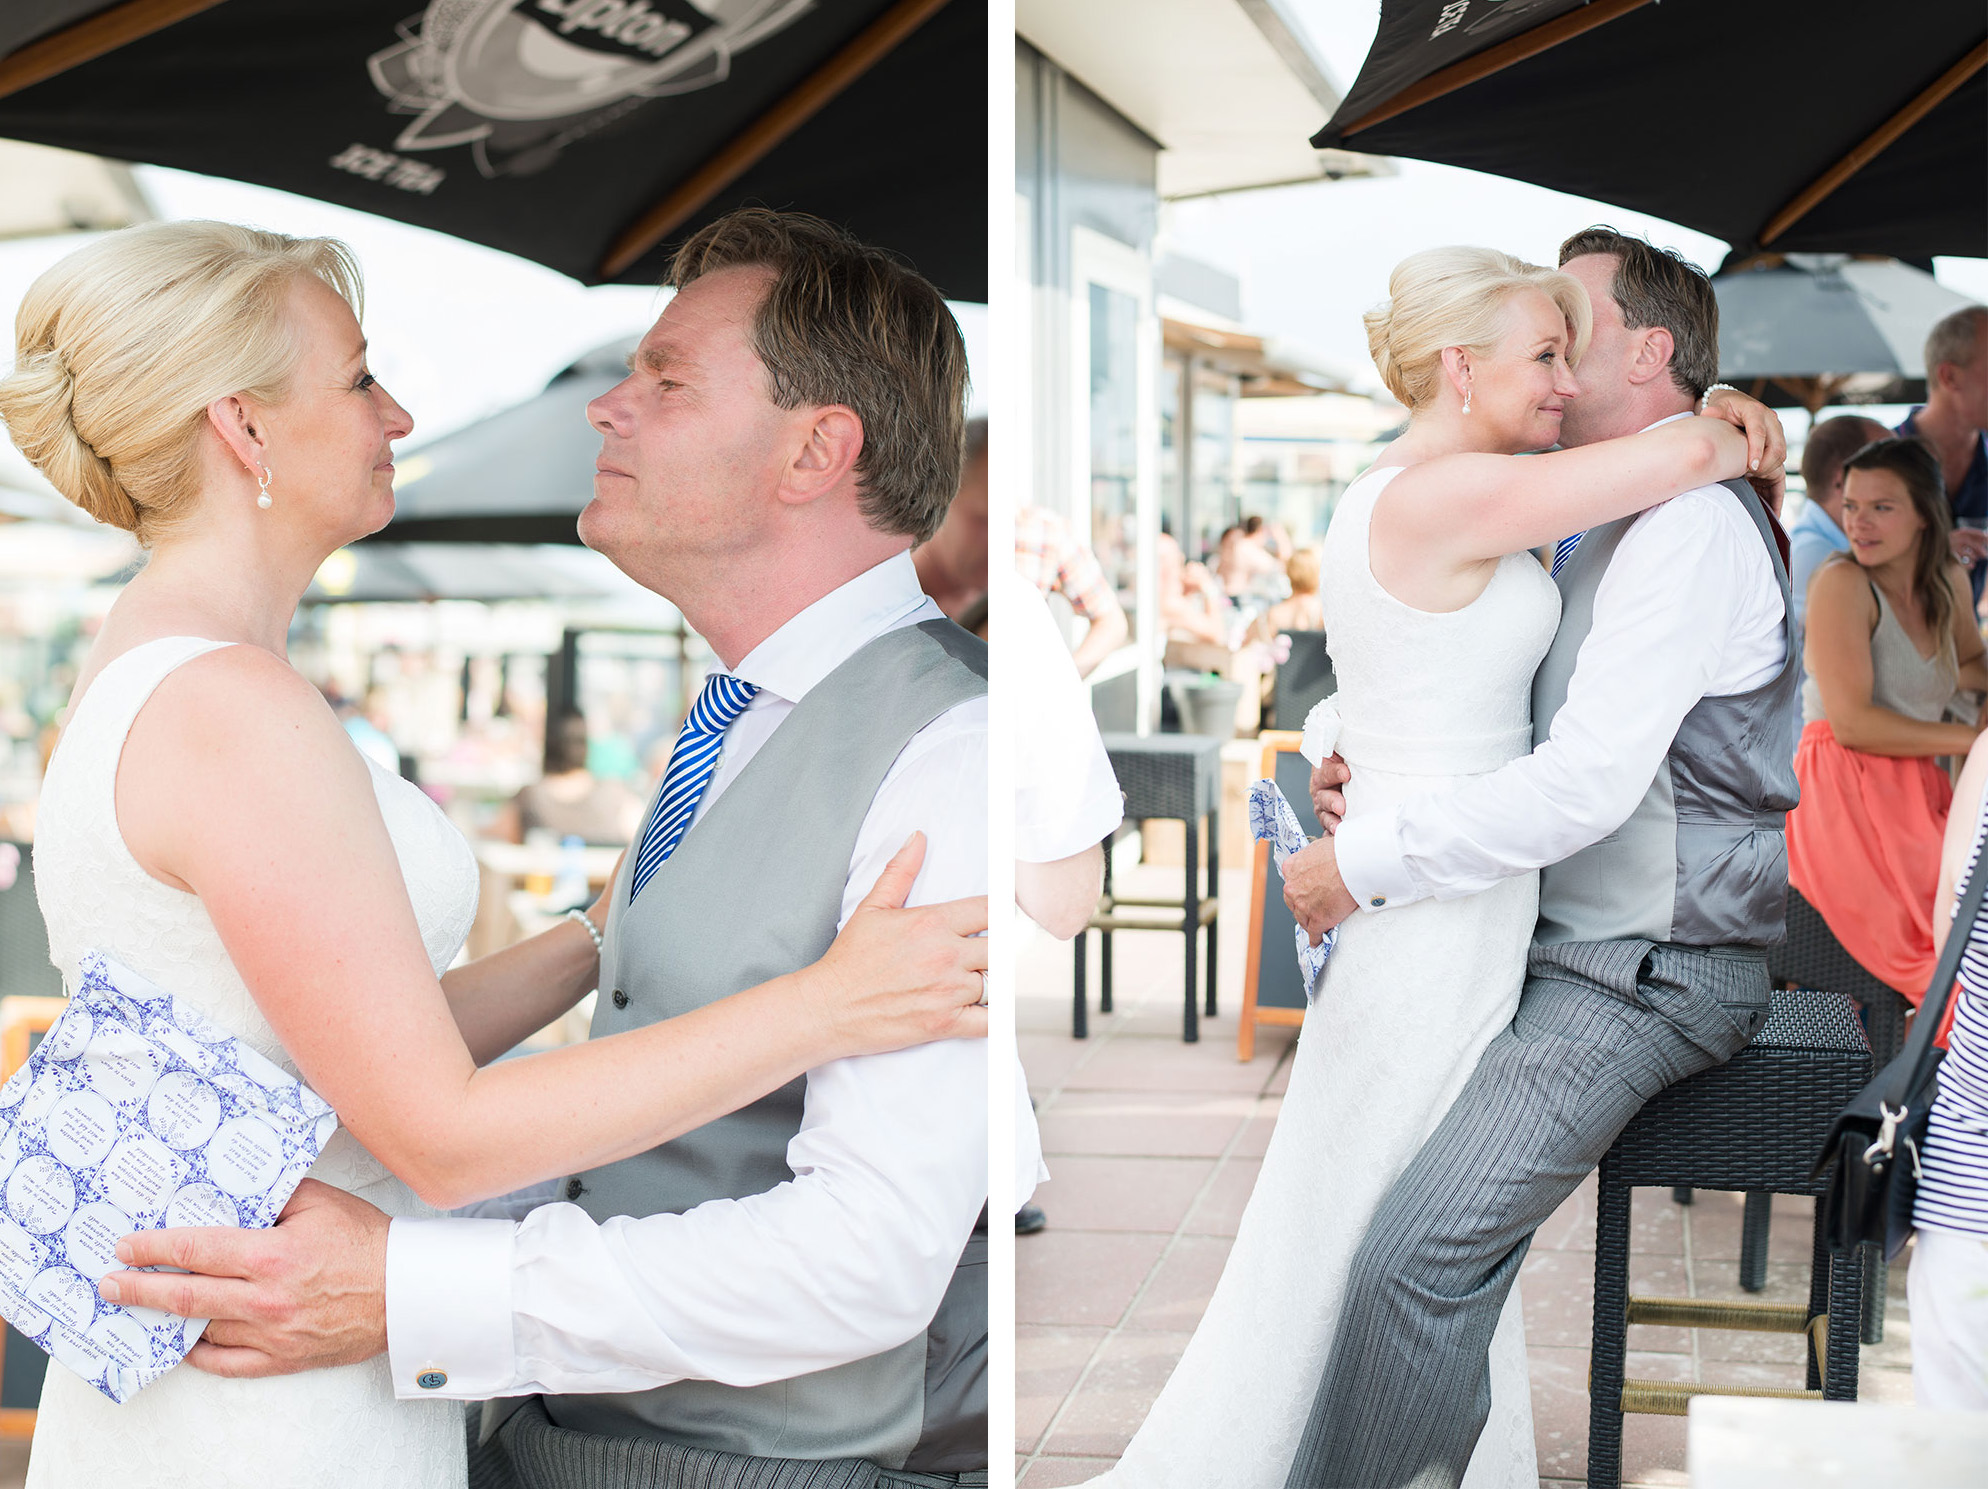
1073, 733, 1223, 1042
1264, 628, 1334, 733
1587, 986, 1872, 1489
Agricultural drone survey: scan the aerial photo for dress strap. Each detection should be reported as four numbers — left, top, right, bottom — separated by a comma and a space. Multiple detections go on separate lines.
58, 636, 237, 773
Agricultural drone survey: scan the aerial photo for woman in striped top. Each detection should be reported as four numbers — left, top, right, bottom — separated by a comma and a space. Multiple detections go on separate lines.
1918, 730, 1988, 1407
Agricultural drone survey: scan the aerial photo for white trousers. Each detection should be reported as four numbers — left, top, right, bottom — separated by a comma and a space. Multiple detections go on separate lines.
1908, 1227, 1988, 1410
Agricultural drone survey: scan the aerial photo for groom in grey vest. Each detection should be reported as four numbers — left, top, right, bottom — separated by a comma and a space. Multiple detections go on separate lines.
106, 209, 990, 1489
1281, 229, 1798, 1487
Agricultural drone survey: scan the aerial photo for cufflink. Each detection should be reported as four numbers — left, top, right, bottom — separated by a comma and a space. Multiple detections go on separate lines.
1370, 896, 1387, 908
416, 1369, 448, 1391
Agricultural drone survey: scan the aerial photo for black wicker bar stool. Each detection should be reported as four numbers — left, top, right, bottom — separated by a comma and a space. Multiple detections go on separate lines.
1586, 986, 1872, 1489
1073, 733, 1223, 1042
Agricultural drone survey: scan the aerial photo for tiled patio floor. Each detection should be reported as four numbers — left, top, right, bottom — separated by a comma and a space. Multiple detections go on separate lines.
1017, 857, 1915, 1489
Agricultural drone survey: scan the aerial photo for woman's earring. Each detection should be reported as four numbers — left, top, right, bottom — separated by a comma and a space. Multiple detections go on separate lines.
1462, 385, 1473, 415
256, 466, 273, 510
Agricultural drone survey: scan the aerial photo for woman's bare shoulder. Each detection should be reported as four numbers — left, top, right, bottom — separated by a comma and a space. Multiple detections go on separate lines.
1807, 554, 1874, 608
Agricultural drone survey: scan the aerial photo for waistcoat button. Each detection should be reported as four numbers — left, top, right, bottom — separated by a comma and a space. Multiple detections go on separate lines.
611, 988, 628, 1009
565, 1178, 584, 1201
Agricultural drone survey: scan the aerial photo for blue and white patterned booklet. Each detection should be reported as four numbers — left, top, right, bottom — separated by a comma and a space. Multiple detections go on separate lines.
1247, 779, 1336, 1003
0, 951, 337, 1402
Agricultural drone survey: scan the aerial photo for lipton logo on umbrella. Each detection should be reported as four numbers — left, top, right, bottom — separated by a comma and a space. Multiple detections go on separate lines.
360, 0, 813, 181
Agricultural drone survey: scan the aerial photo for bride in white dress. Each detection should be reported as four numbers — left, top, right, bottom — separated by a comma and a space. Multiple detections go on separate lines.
0, 221, 990, 1488
1087, 247, 1773, 1487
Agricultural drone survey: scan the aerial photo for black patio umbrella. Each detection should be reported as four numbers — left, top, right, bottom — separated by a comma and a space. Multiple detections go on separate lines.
0, 0, 985, 299
1314, 0, 1985, 262
1714, 255, 1979, 414
381, 339, 631, 543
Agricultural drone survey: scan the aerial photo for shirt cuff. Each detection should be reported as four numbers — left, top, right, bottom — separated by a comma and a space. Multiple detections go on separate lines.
1333, 808, 1424, 911
385, 1216, 518, 1400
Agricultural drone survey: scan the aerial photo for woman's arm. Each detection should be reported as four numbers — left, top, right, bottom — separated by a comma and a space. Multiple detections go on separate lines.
1948, 563, 1988, 696
1372, 417, 1749, 607
439, 893, 609, 1065
1807, 559, 1979, 757
117, 648, 987, 1211
1932, 732, 1988, 957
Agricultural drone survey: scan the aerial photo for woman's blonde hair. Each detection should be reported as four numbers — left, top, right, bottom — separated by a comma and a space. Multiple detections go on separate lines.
1286, 547, 1321, 595
0, 220, 363, 545
1364, 246, 1591, 412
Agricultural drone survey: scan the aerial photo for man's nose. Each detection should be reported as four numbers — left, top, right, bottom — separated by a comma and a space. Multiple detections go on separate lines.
588, 378, 634, 434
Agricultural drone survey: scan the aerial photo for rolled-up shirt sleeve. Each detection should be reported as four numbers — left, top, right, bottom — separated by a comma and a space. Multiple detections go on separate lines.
384, 701, 989, 1400
1337, 492, 1772, 909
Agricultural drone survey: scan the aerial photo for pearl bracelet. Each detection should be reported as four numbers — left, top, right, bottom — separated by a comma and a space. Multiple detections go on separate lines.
565, 907, 605, 958
1698, 382, 1740, 413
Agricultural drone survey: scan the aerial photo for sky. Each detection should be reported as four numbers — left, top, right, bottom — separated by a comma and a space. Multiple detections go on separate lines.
1163, 0, 1988, 390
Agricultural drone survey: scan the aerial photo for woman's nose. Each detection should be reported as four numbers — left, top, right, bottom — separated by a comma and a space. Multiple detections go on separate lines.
1554, 362, 1582, 398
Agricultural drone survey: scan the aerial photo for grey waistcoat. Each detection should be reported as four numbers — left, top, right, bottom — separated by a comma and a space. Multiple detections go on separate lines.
1534, 479, 1800, 948
546, 618, 988, 1470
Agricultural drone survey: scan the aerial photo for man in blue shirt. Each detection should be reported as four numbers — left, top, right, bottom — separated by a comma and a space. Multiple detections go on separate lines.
1791, 414, 1890, 629
1898, 305, 1988, 601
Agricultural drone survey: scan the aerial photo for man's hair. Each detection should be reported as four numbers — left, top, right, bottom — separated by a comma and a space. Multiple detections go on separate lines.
1801, 414, 1891, 498
1925, 304, 1986, 377
668, 209, 968, 544
1558, 227, 1720, 400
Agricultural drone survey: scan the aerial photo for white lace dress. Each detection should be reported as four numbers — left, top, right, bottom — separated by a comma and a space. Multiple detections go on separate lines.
1088, 467, 1554, 1488
25, 637, 479, 1489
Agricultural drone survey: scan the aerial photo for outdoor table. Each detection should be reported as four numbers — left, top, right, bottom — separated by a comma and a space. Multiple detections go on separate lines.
1688, 1397, 1988, 1488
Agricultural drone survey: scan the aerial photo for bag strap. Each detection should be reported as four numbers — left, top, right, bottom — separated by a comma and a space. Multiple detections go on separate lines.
1885, 822, 1988, 1106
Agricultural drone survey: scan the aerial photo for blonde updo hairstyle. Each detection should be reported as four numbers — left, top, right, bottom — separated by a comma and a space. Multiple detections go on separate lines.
1364, 246, 1591, 412
0, 220, 363, 545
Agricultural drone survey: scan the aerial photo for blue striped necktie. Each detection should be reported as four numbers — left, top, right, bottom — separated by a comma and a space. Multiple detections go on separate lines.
629, 672, 760, 900
1550, 532, 1584, 578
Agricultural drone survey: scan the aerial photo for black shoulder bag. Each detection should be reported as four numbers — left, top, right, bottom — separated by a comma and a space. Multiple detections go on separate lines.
1813, 853, 1988, 1260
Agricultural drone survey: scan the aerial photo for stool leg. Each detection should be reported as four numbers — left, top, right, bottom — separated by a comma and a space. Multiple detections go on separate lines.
1072, 930, 1087, 1040
1806, 1206, 1831, 1392
1205, 804, 1219, 1019
1100, 842, 1114, 1015
1825, 1244, 1864, 1400
1587, 1172, 1631, 1489
1739, 1191, 1771, 1293
1182, 815, 1200, 1044
1671, 1187, 1693, 1206
1860, 1244, 1887, 1345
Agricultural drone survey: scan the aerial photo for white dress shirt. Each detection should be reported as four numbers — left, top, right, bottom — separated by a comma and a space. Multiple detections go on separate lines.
383, 551, 989, 1399
1337, 425, 1786, 907
1008, 571, 1124, 1205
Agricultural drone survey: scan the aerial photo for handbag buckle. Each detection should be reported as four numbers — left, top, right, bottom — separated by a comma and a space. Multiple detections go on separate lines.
1863, 1101, 1908, 1166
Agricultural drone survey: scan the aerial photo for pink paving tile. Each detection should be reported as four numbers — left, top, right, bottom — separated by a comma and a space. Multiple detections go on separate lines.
1017, 1325, 1107, 1454
1030, 1155, 1217, 1233
1037, 1090, 1258, 1158
1519, 1248, 1694, 1354
1686, 1188, 1817, 1266
1125, 1234, 1235, 1332
1064, 1030, 1282, 1093
1039, 1329, 1192, 1459
1019, 1457, 1116, 1487
1533, 1179, 1682, 1258
1020, 1032, 1096, 1095
1018, 1229, 1170, 1328
1529, 1344, 1690, 1487
1230, 1103, 1282, 1157
1261, 1034, 1298, 1092
1183, 1155, 1262, 1237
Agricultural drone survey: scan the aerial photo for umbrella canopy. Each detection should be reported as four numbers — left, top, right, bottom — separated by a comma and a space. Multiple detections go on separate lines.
0, 138, 149, 239
1715, 255, 1980, 414
305, 542, 611, 603
1313, 0, 1985, 262
381, 338, 630, 543
0, 0, 985, 299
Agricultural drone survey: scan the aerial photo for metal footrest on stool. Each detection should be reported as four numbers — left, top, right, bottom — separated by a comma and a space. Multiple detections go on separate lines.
1586, 987, 1873, 1489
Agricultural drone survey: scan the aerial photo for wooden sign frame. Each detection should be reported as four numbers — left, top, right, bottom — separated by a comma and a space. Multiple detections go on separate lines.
1239, 731, 1312, 1061
0, 994, 66, 1441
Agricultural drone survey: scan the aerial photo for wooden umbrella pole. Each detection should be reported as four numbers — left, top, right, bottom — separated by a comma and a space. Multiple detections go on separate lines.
1339, 0, 1653, 138
0, 0, 229, 101
600, 0, 952, 281
1760, 40, 1988, 247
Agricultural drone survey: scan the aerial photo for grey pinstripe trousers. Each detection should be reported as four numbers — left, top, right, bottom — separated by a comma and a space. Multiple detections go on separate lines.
1282, 939, 1770, 1489
467, 1398, 987, 1489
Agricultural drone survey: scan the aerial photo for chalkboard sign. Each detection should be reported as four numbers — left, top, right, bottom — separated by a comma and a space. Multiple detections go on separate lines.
1240, 732, 1324, 1060
0, 997, 66, 1435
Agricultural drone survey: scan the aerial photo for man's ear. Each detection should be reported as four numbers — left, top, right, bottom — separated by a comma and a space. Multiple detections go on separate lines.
776, 405, 865, 509
1625, 325, 1676, 389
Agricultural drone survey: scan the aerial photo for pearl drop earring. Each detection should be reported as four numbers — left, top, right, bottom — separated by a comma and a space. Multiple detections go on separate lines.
1462, 386, 1473, 415
257, 466, 273, 510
